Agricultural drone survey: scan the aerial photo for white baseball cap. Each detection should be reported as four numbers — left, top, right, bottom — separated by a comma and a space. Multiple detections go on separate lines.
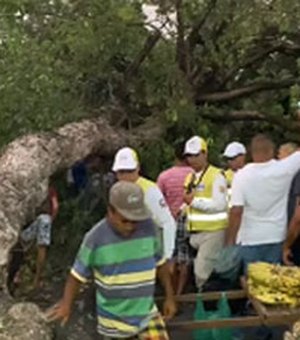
184, 136, 207, 155
112, 147, 139, 172
223, 142, 246, 158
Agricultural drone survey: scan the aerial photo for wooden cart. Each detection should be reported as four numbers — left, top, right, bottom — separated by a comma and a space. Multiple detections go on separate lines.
166, 282, 300, 332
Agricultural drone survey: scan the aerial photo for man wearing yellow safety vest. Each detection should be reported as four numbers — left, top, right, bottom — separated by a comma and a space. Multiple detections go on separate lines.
183, 136, 228, 290
112, 147, 176, 260
223, 142, 246, 206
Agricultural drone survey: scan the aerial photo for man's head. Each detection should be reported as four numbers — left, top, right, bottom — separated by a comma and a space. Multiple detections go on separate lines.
174, 140, 187, 165
223, 142, 246, 171
277, 142, 298, 160
183, 136, 208, 171
108, 181, 150, 237
112, 147, 140, 182
250, 134, 275, 162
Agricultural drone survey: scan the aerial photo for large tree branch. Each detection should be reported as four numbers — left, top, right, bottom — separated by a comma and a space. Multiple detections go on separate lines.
201, 110, 300, 136
221, 46, 280, 86
222, 40, 300, 87
0, 116, 164, 334
277, 40, 300, 55
187, 0, 217, 52
0, 115, 164, 288
175, 0, 192, 79
175, 0, 187, 74
196, 78, 299, 103
124, 29, 163, 82
201, 110, 267, 122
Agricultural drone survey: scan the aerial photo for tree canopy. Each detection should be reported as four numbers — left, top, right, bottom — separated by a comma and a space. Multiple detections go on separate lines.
0, 0, 300, 166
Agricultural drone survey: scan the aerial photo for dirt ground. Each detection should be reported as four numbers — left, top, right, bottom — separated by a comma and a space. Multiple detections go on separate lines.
14, 275, 287, 340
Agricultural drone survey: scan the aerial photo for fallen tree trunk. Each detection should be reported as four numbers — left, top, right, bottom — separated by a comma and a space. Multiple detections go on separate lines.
0, 115, 163, 289
0, 117, 122, 283
0, 115, 163, 339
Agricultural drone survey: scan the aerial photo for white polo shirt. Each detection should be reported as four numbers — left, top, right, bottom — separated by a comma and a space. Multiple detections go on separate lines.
231, 152, 300, 245
136, 176, 176, 259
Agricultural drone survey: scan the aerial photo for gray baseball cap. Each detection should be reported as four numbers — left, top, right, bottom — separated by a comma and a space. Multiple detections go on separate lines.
109, 181, 151, 221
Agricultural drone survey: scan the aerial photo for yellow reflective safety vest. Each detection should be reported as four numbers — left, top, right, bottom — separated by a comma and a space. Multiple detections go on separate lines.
224, 168, 234, 207
184, 165, 228, 232
225, 169, 234, 187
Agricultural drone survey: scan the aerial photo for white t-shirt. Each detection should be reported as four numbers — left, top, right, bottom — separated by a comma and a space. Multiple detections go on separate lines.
231, 152, 300, 245
136, 177, 176, 259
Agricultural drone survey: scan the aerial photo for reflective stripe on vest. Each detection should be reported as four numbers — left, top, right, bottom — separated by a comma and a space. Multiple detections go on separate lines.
188, 212, 228, 222
225, 169, 234, 208
227, 187, 232, 208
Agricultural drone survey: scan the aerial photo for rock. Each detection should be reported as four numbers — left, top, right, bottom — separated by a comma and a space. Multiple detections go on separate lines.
0, 302, 52, 340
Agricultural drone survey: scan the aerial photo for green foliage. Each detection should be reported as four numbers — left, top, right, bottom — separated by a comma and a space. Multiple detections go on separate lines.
48, 171, 107, 272
2, 0, 300, 286
0, 0, 299, 149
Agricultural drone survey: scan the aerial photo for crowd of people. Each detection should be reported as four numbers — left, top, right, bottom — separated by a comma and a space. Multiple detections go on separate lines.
10, 132, 300, 339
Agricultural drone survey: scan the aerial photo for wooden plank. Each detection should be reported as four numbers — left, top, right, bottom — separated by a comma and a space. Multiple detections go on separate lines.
163, 284, 300, 331
265, 314, 300, 326
241, 276, 268, 318
156, 290, 246, 303
168, 313, 299, 331
167, 316, 262, 330
241, 276, 300, 320
264, 307, 300, 318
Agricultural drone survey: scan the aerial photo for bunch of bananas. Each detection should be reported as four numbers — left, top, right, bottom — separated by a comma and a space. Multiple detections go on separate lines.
248, 262, 300, 306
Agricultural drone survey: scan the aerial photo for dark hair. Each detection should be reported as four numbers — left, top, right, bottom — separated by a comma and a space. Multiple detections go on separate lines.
38, 198, 51, 215
174, 141, 186, 161
108, 204, 116, 213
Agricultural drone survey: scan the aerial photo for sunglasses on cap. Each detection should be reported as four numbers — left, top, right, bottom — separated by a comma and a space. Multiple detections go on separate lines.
116, 169, 137, 174
225, 153, 244, 161
185, 150, 206, 157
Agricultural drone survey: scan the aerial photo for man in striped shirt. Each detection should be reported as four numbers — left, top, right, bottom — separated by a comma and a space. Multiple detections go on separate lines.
47, 181, 176, 339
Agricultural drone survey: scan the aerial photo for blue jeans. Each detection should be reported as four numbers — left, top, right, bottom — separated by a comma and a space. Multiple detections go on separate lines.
240, 242, 282, 274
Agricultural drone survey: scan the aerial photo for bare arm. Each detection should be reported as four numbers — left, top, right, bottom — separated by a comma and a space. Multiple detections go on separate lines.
34, 245, 47, 288
157, 262, 177, 320
285, 207, 300, 248
46, 274, 82, 325
283, 204, 300, 265
47, 226, 95, 325
225, 206, 243, 246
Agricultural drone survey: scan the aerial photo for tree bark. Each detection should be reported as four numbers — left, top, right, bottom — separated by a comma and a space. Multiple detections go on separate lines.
196, 78, 299, 103
201, 110, 300, 139
0, 115, 163, 288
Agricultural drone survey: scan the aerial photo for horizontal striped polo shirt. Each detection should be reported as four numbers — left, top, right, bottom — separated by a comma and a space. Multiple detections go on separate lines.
157, 165, 192, 217
71, 218, 165, 338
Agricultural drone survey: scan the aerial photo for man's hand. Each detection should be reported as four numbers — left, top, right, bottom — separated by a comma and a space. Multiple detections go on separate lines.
166, 260, 175, 275
163, 297, 177, 321
226, 206, 243, 247
183, 192, 194, 205
46, 300, 71, 326
46, 274, 81, 326
283, 247, 294, 266
225, 235, 236, 247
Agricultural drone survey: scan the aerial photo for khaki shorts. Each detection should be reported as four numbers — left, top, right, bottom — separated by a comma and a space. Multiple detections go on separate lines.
190, 229, 225, 289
